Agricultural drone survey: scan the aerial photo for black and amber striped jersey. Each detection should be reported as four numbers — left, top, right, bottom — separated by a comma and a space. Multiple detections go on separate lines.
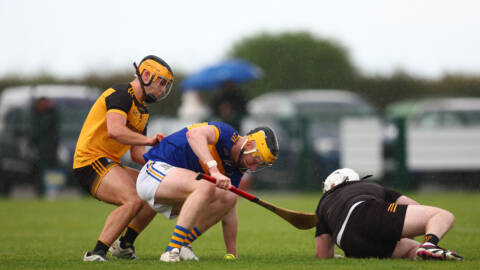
73, 83, 149, 168
315, 181, 402, 238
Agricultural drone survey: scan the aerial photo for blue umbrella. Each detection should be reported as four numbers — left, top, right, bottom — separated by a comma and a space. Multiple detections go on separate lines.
181, 59, 263, 91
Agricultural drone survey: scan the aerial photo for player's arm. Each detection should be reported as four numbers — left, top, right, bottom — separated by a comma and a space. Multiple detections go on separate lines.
222, 200, 238, 257
315, 233, 334, 259
382, 185, 420, 205
130, 145, 147, 165
396, 195, 420, 205
106, 112, 162, 146
186, 125, 231, 189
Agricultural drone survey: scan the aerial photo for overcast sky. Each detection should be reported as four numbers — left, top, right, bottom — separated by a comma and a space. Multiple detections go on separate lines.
1, 0, 479, 79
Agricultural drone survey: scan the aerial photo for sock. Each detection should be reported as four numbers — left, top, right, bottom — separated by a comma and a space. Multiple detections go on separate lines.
119, 225, 140, 248
165, 225, 189, 252
92, 240, 109, 255
184, 227, 202, 245
423, 234, 440, 246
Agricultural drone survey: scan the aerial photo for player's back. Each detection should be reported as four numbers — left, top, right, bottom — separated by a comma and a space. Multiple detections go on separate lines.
316, 181, 385, 234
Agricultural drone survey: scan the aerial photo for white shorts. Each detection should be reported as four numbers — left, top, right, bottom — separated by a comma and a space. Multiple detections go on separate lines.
137, 160, 178, 220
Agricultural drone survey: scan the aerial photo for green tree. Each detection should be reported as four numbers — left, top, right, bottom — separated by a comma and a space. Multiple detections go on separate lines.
227, 31, 357, 98
354, 70, 431, 110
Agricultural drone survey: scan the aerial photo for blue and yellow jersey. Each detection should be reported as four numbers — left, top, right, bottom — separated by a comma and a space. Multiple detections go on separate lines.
143, 122, 244, 187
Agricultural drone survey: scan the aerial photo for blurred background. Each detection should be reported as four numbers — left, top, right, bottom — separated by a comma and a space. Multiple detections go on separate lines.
1, 0, 480, 198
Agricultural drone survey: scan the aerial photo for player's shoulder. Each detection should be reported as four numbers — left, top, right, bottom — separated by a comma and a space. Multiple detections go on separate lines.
211, 122, 240, 140
108, 83, 132, 96
209, 121, 237, 133
103, 83, 136, 111
111, 83, 131, 92
357, 180, 382, 189
104, 83, 134, 100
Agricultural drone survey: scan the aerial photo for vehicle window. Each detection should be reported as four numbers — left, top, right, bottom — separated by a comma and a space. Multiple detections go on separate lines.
462, 111, 480, 127
3, 108, 31, 136
53, 98, 95, 138
412, 112, 441, 128
413, 110, 479, 128
296, 102, 374, 116
442, 111, 466, 127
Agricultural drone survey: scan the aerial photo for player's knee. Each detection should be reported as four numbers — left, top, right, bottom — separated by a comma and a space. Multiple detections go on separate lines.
196, 181, 216, 199
221, 192, 237, 208
443, 209, 455, 226
124, 197, 143, 216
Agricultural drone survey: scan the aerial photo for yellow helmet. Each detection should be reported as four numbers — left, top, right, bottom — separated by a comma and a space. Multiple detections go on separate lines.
138, 55, 174, 82
241, 126, 279, 170
134, 55, 174, 102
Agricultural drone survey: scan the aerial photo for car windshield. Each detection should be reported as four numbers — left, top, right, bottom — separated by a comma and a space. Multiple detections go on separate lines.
411, 110, 480, 128
296, 101, 374, 116
295, 101, 375, 138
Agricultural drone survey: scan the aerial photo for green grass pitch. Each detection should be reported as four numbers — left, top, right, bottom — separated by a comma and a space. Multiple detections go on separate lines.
0, 191, 478, 270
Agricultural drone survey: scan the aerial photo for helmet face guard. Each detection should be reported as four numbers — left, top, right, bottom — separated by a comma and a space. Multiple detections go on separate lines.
237, 128, 279, 173
134, 55, 174, 103
237, 140, 270, 173
150, 74, 174, 101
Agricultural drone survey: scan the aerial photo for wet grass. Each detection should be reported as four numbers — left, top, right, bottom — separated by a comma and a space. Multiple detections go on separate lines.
0, 191, 477, 270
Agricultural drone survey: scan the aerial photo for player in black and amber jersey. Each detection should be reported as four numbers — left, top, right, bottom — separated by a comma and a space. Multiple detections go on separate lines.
314, 168, 463, 261
73, 55, 174, 262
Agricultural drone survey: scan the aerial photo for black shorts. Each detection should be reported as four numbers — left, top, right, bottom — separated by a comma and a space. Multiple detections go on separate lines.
340, 199, 407, 258
73, 157, 119, 196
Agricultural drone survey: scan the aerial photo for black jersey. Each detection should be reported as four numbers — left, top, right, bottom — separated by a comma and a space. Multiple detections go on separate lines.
315, 181, 402, 239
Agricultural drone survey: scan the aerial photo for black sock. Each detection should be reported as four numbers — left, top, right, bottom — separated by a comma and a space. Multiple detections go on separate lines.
119, 226, 139, 249
93, 240, 109, 255
423, 234, 440, 246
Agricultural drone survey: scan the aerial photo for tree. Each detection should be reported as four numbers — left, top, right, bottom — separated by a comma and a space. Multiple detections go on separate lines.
228, 32, 358, 98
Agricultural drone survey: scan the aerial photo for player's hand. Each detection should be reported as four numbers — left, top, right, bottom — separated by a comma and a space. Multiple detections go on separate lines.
155, 133, 165, 143
148, 133, 165, 146
211, 172, 232, 190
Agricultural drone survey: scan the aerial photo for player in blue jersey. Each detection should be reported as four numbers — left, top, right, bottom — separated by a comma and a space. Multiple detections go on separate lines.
136, 122, 279, 262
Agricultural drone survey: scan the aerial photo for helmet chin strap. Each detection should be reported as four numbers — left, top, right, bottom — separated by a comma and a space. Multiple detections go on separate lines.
133, 62, 157, 103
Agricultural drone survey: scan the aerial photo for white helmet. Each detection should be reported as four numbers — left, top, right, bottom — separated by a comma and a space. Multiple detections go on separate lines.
323, 168, 360, 193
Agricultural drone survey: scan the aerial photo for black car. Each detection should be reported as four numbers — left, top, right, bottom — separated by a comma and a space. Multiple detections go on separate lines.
0, 85, 99, 196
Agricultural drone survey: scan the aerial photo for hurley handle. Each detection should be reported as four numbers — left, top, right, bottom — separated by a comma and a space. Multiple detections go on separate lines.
196, 172, 257, 201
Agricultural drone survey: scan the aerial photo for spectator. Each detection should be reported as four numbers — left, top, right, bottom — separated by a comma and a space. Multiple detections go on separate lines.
32, 97, 59, 195
211, 81, 247, 131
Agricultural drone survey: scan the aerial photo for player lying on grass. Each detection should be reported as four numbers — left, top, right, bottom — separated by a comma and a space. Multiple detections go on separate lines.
314, 168, 463, 261
136, 122, 279, 262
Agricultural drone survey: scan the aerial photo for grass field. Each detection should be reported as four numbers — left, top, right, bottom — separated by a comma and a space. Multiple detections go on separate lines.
0, 191, 478, 270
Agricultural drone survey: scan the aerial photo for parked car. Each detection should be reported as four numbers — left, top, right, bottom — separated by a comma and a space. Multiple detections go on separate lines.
0, 85, 100, 195
384, 97, 480, 188
385, 97, 480, 129
241, 89, 380, 190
